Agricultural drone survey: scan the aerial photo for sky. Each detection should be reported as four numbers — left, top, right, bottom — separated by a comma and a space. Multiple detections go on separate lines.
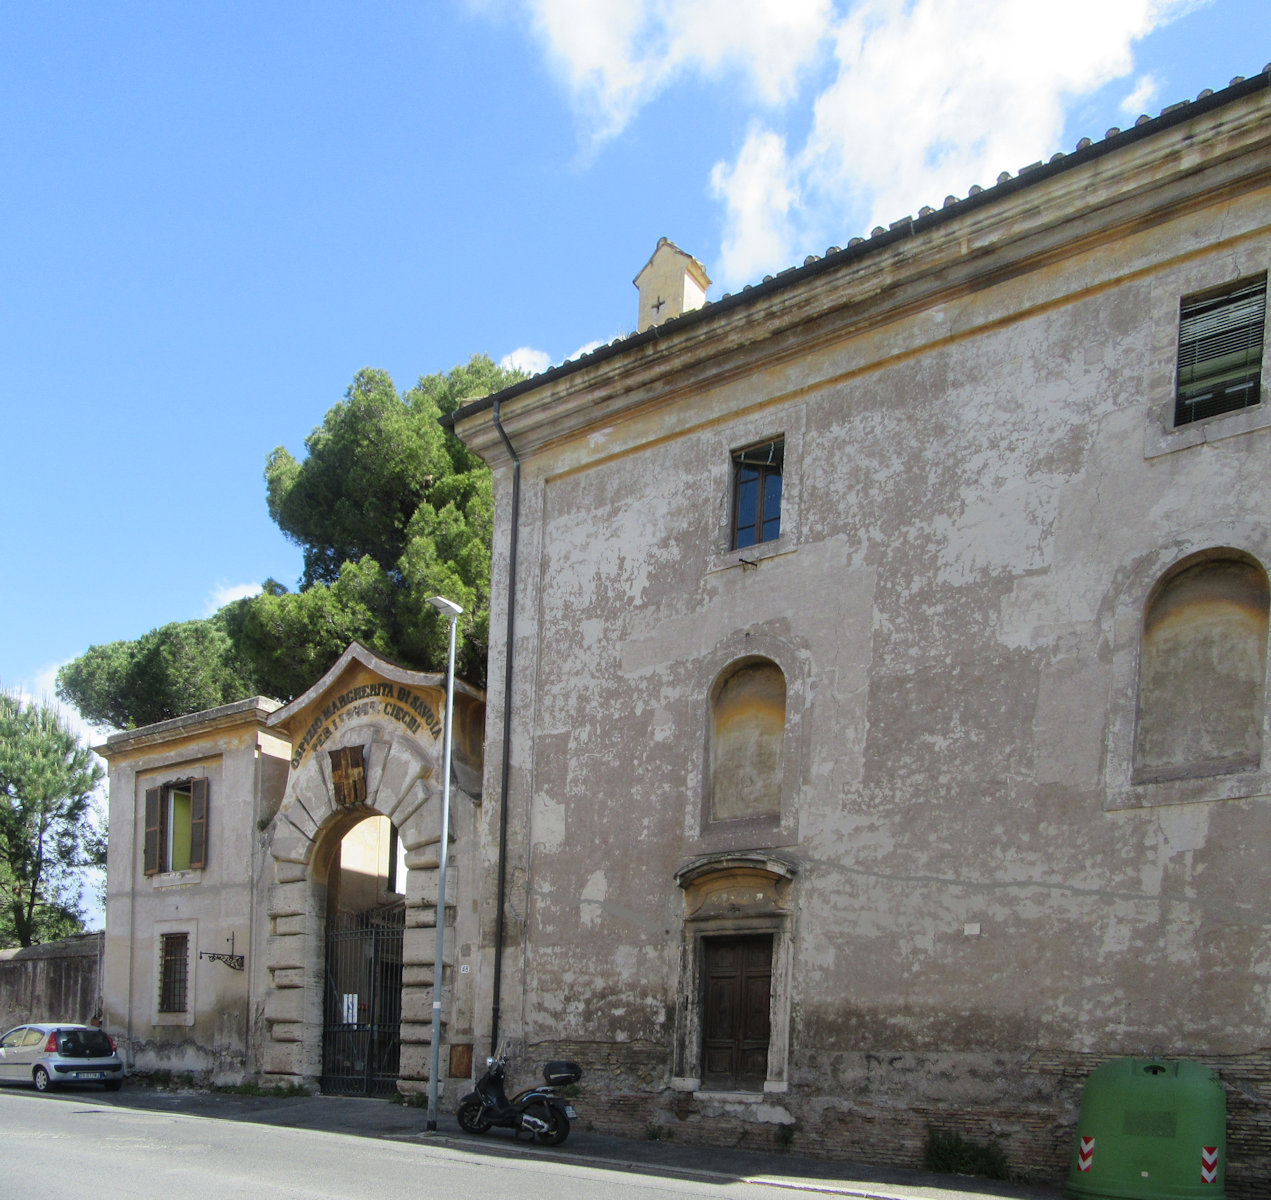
0, 1, 1264, 752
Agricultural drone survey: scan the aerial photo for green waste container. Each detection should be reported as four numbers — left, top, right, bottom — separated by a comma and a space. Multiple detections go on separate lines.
1065, 1058, 1225, 1199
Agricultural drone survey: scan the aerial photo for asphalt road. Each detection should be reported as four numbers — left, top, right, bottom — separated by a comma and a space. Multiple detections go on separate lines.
0, 1090, 858, 1200
1, 1091, 734, 1200
0, 1086, 1064, 1200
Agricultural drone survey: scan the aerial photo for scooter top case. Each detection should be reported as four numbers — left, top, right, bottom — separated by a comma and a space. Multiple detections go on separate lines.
543, 1061, 582, 1086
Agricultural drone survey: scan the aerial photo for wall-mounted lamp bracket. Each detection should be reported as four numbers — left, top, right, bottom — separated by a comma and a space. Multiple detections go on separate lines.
200, 932, 245, 971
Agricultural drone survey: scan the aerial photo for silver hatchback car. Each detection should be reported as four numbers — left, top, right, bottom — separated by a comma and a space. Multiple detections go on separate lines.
0, 1023, 124, 1092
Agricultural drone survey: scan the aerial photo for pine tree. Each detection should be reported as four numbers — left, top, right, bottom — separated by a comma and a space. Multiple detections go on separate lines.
0, 691, 104, 947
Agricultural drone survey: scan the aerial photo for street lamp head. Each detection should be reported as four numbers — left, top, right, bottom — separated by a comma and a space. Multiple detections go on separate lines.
426, 595, 464, 618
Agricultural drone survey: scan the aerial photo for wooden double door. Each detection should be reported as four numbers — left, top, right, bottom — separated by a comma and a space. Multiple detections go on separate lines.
701, 934, 772, 1091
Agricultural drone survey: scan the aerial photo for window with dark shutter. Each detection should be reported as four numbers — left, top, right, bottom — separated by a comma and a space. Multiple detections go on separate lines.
144, 787, 164, 876
188, 778, 208, 869
1175, 275, 1266, 426
143, 779, 210, 874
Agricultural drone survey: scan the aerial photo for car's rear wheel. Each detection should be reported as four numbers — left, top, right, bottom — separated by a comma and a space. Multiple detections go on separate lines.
33, 1066, 52, 1092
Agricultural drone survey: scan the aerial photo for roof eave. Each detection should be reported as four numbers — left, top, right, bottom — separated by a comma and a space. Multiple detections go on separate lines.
447, 69, 1271, 438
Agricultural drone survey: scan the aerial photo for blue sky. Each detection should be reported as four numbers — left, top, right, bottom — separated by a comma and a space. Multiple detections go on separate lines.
2, 0, 1265, 748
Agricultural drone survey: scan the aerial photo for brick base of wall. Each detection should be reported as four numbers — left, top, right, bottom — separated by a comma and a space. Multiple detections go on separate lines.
524, 1039, 1271, 1197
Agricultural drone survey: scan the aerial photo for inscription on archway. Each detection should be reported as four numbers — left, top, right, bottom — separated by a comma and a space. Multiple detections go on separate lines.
290, 684, 443, 768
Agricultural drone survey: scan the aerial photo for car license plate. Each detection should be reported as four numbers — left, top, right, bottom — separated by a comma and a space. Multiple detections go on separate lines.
80, 1072, 105, 1080
564, 1105, 577, 1119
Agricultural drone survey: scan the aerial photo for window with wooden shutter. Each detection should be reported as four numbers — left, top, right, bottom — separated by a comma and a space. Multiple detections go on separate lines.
144, 779, 210, 874
188, 778, 208, 869
143, 787, 164, 876
1175, 275, 1267, 426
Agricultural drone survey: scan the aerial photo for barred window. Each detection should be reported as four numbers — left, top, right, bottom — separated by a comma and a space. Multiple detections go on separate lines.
1175, 275, 1266, 426
159, 932, 190, 1013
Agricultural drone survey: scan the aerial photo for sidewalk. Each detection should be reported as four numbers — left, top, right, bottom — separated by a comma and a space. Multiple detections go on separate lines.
94, 1086, 1064, 1200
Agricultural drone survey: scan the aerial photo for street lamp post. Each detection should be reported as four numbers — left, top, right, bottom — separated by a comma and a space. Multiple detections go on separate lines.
425, 594, 462, 1132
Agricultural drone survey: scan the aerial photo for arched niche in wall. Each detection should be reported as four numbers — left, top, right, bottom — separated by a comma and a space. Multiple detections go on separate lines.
1135, 549, 1269, 782
708, 658, 786, 824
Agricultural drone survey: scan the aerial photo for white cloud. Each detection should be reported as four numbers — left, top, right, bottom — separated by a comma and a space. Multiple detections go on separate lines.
1121, 72, 1161, 116
501, 341, 608, 375
520, 0, 832, 144
11, 664, 103, 743
502, 346, 552, 375
709, 0, 1187, 287
499, 0, 1190, 292
205, 581, 262, 616
527, 0, 651, 142
659, 0, 833, 105
711, 127, 799, 286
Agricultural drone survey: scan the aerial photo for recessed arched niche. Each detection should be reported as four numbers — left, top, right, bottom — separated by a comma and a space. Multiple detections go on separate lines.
1135, 550, 1269, 781
708, 658, 786, 824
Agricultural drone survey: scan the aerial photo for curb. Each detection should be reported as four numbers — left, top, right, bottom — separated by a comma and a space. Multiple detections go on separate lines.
408, 1131, 1000, 1200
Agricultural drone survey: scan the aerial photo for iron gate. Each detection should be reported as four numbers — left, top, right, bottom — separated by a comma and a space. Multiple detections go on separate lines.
321, 902, 405, 1096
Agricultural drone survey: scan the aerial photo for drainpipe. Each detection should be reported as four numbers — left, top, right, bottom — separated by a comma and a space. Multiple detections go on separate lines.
489, 399, 520, 1050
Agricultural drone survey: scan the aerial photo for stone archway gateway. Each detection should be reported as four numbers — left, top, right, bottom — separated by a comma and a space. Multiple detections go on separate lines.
260, 644, 485, 1095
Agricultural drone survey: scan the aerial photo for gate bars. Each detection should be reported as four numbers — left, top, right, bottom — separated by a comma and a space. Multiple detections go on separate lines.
321, 902, 405, 1097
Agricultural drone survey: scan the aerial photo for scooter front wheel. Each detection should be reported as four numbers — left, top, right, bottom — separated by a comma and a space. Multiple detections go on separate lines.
527, 1101, 569, 1146
457, 1098, 493, 1134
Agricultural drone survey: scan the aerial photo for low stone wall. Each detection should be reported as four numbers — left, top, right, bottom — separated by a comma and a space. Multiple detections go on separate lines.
0, 933, 103, 1031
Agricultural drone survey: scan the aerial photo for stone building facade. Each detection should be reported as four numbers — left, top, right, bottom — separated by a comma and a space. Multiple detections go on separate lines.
451, 74, 1271, 1189
97, 646, 485, 1097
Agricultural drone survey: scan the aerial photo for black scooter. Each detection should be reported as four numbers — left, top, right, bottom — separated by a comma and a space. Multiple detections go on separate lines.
456, 1048, 581, 1145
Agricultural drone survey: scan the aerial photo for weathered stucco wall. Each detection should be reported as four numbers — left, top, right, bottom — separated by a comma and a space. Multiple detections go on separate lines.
100, 698, 289, 1082
0, 933, 103, 1032
457, 79, 1271, 1191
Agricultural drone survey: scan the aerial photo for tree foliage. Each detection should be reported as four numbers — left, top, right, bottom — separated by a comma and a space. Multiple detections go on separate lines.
0, 691, 105, 948
266, 367, 450, 589
58, 354, 521, 728
55, 607, 263, 730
